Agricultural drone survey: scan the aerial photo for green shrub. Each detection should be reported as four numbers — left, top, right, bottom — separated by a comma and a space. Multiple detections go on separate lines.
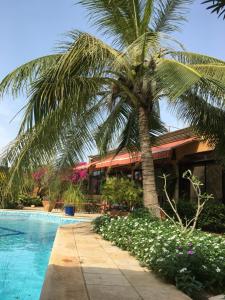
163, 199, 225, 233
163, 200, 196, 224
93, 215, 111, 232
3, 198, 23, 209
93, 215, 225, 299
18, 194, 43, 207
130, 207, 157, 220
198, 200, 225, 233
102, 177, 142, 210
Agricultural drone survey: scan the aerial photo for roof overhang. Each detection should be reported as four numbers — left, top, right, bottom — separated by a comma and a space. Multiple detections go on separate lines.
75, 137, 197, 170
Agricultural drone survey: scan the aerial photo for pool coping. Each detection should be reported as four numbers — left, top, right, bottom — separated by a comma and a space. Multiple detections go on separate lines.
40, 223, 89, 300
0, 210, 93, 224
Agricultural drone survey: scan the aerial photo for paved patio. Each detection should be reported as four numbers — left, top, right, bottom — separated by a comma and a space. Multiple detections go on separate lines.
40, 223, 190, 300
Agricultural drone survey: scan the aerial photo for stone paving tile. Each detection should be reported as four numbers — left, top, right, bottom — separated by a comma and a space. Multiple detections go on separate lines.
87, 285, 142, 300
82, 266, 121, 275
41, 222, 191, 300
84, 273, 131, 286
135, 286, 191, 300
74, 223, 191, 300
121, 269, 164, 287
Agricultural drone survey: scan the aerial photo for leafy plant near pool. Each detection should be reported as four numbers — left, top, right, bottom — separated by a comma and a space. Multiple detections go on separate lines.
0, 168, 20, 209
93, 213, 225, 299
102, 177, 142, 210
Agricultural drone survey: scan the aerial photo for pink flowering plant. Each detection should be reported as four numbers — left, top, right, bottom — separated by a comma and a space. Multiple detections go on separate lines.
61, 163, 88, 206
32, 166, 62, 201
31, 167, 49, 198
65, 163, 88, 184
32, 167, 47, 187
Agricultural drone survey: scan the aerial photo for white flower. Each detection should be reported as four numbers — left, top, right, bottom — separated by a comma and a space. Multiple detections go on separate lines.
216, 267, 221, 273
179, 268, 187, 273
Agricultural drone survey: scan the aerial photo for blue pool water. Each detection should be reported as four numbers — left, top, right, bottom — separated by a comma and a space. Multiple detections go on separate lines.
0, 212, 84, 300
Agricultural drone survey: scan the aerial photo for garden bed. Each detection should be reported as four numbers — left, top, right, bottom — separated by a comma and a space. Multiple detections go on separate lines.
93, 212, 225, 300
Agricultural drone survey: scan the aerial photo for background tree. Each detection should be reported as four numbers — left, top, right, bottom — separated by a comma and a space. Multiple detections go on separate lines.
1, 0, 225, 216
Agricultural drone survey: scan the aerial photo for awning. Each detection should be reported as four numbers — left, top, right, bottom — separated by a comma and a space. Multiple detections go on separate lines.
75, 137, 197, 170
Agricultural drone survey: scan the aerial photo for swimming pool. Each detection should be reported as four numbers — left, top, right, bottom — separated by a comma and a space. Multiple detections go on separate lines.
0, 211, 85, 300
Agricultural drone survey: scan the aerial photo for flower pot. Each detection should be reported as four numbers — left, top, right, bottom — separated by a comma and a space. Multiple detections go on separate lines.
64, 205, 75, 216
42, 200, 56, 212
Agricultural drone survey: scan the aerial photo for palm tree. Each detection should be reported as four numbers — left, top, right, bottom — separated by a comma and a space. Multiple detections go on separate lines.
1, 0, 225, 216
202, 0, 225, 19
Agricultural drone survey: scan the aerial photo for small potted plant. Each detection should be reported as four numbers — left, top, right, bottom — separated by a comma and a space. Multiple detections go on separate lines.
63, 184, 85, 216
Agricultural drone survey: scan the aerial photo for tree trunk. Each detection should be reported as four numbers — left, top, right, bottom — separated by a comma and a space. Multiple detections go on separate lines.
138, 105, 160, 217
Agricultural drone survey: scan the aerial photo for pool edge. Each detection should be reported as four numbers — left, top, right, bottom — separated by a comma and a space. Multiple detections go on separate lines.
40, 223, 90, 300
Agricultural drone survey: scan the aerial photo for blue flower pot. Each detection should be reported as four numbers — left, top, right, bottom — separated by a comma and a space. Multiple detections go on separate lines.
64, 205, 75, 216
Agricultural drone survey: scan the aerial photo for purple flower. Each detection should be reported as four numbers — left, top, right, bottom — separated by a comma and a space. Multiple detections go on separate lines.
188, 242, 193, 247
187, 250, 194, 255
177, 246, 183, 250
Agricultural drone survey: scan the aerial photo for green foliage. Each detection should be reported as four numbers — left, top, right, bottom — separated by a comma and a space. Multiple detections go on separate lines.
0, 168, 20, 209
130, 207, 157, 220
198, 200, 225, 233
82, 197, 100, 213
163, 199, 225, 234
18, 194, 42, 207
62, 184, 85, 206
93, 215, 225, 298
93, 215, 111, 232
161, 170, 213, 235
163, 200, 196, 223
102, 177, 142, 209
47, 175, 63, 202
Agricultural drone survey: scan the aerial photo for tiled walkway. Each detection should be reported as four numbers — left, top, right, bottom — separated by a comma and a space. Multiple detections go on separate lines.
40, 223, 191, 300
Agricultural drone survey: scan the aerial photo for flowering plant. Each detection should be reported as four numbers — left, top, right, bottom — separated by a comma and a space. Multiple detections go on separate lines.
32, 167, 47, 186
93, 214, 225, 299
60, 163, 88, 206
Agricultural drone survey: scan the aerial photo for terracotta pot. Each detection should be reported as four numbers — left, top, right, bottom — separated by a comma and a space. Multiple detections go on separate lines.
42, 200, 56, 212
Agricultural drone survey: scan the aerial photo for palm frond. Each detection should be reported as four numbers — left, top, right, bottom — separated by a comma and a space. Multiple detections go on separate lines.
171, 51, 225, 65
155, 58, 202, 99
140, 0, 154, 34
0, 95, 104, 184
171, 91, 225, 149
202, 0, 225, 19
95, 97, 166, 155
78, 0, 141, 45
116, 107, 166, 154
0, 55, 61, 97
152, 0, 193, 33
188, 64, 225, 82
17, 31, 124, 131
155, 58, 225, 105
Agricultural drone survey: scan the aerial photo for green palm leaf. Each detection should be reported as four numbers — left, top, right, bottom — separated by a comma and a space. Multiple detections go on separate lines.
152, 0, 193, 33
0, 55, 61, 97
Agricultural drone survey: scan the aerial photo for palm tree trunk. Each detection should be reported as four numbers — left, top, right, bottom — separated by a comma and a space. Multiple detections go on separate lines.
138, 105, 160, 217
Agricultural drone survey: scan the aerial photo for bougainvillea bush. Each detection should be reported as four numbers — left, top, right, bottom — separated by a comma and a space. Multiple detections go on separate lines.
93, 213, 225, 299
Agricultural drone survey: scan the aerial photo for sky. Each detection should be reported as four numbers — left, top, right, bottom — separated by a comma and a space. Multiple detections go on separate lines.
0, 0, 224, 153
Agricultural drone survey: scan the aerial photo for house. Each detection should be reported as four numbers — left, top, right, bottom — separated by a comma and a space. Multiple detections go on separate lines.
76, 128, 225, 204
